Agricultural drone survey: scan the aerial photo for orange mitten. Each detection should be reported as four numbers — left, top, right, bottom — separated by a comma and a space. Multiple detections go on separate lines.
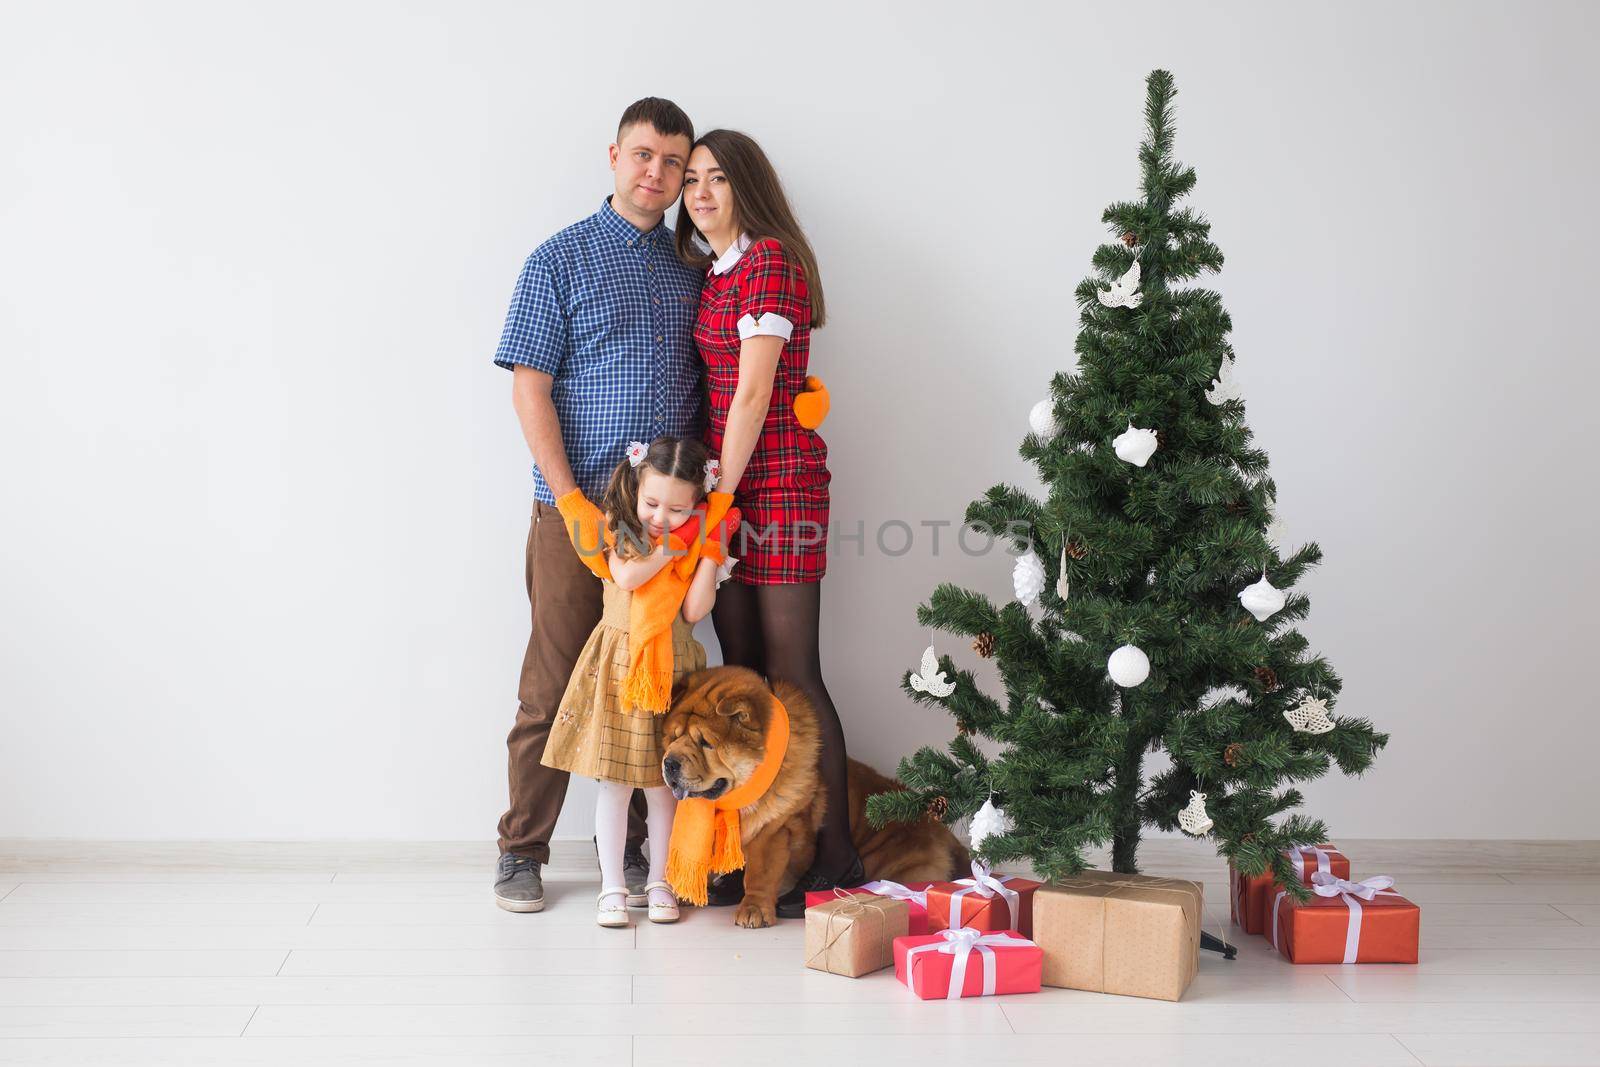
793, 375, 830, 429
697, 506, 742, 565
553, 489, 612, 581
672, 491, 735, 579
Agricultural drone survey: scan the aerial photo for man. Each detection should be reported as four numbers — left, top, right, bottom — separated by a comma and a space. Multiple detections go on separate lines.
492, 98, 704, 912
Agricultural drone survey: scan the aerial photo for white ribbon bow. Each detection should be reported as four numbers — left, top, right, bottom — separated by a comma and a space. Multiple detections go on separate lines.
903, 927, 1034, 1000
859, 880, 929, 908
1273, 872, 1399, 963
1288, 844, 1345, 881
948, 860, 1020, 930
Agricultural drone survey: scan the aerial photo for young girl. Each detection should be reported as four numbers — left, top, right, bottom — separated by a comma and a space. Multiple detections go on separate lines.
541, 436, 738, 927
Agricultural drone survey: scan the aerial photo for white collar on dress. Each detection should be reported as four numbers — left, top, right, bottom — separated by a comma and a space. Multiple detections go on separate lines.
710, 232, 753, 276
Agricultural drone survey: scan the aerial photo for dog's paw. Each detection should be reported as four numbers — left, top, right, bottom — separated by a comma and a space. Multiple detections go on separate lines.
734, 897, 777, 928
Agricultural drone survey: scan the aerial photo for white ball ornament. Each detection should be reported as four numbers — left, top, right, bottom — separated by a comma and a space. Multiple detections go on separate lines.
1113, 423, 1159, 467
1108, 643, 1150, 687
1029, 399, 1061, 439
1238, 571, 1287, 622
1012, 548, 1046, 606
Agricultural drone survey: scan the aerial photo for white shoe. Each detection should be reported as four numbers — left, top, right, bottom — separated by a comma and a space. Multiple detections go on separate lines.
596, 887, 631, 928
644, 880, 680, 924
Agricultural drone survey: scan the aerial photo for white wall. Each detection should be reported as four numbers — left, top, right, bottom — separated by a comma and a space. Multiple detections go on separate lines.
3, 0, 1596, 842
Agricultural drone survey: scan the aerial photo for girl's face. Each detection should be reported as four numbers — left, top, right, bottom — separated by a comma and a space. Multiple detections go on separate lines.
636, 470, 700, 539
683, 145, 736, 245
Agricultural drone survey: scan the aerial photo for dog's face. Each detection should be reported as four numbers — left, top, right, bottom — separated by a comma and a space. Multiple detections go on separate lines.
660, 667, 772, 801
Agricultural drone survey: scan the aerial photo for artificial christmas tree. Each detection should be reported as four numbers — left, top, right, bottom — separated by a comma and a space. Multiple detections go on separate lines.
867, 71, 1387, 914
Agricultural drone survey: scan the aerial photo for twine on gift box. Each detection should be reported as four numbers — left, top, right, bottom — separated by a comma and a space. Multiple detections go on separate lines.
1051, 875, 1226, 986
805, 895, 893, 974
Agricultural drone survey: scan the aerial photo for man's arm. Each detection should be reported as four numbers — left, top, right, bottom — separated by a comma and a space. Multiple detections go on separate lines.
511, 366, 578, 499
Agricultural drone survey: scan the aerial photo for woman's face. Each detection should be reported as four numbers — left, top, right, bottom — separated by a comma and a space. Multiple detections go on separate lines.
636, 470, 699, 540
683, 145, 736, 244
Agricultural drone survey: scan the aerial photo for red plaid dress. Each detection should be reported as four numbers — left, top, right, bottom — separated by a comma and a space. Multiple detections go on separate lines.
695, 237, 829, 585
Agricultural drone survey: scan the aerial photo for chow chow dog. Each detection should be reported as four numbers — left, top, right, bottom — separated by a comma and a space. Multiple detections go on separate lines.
660, 666, 968, 928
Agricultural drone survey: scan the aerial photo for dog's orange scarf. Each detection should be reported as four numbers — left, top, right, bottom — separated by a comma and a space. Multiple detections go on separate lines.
554, 490, 734, 712
664, 692, 791, 906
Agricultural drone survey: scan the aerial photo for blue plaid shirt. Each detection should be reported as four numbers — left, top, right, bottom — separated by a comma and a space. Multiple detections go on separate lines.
494, 198, 704, 504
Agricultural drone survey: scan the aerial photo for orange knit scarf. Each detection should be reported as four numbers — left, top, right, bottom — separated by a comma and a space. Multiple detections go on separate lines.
664, 692, 791, 906
555, 490, 733, 712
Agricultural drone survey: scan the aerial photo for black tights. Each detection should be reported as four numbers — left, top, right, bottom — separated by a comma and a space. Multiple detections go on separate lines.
713, 580, 859, 874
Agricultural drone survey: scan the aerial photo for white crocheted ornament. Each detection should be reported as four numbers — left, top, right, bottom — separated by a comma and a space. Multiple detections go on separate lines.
1178, 790, 1213, 836
1284, 696, 1335, 735
1205, 355, 1242, 405
908, 645, 955, 699
1097, 259, 1143, 308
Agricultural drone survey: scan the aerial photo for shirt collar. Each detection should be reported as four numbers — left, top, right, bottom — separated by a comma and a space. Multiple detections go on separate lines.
597, 196, 666, 247
710, 232, 753, 276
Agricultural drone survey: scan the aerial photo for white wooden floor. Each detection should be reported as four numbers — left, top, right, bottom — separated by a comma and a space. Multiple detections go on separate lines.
2, 840, 1599, 1066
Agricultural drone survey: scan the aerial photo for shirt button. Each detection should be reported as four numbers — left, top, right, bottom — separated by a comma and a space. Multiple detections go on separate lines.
627, 239, 635, 246
655, 335, 663, 343
653, 297, 660, 305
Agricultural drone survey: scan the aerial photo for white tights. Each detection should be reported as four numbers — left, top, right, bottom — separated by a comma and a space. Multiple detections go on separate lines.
595, 780, 676, 909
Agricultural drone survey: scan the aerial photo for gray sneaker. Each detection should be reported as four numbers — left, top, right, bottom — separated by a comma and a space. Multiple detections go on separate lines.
493, 853, 544, 913
623, 842, 650, 908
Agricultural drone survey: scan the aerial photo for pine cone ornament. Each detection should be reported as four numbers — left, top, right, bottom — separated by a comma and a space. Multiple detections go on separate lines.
1121, 231, 1138, 247
1065, 539, 1088, 560
1254, 666, 1280, 692
1224, 742, 1245, 767
1013, 548, 1047, 606
1226, 498, 1247, 514
1240, 832, 1257, 845
972, 632, 996, 658
925, 795, 949, 821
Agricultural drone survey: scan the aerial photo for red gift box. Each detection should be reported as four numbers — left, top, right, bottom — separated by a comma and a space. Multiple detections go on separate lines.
1230, 844, 1351, 935
893, 929, 1042, 999
926, 864, 1040, 938
805, 881, 935, 935
1270, 873, 1420, 964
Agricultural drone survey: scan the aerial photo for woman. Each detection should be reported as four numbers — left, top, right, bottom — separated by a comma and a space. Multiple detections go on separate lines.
675, 129, 861, 913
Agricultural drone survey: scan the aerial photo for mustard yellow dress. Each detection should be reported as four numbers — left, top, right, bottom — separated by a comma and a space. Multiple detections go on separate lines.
541, 581, 707, 787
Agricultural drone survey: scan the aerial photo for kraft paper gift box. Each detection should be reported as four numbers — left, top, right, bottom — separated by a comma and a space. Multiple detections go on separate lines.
1230, 843, 1352, 935
805, 881, 935, 935
926, 863, 1039, 938
893, 929, 1042, 1000
1032, 870, 1204, 1002
804, 894, 910, 978
1270, 873, 1420, 964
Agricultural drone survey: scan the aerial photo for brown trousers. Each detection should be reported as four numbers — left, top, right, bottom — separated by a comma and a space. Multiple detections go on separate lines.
497, 500, 646, 861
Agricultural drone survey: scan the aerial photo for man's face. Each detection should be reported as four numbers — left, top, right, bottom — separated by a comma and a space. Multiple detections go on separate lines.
609, 123, 690, 221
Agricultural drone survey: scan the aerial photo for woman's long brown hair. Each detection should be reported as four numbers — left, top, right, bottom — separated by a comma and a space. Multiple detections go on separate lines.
675, 129, 826, 328
600, 437, 711, 561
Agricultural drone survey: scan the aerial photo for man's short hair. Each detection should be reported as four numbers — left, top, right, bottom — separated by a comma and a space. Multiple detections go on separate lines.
617, 97, 693, 145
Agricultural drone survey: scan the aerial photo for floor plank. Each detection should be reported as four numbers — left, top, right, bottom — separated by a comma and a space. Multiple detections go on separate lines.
0, 1005, 255, 1038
